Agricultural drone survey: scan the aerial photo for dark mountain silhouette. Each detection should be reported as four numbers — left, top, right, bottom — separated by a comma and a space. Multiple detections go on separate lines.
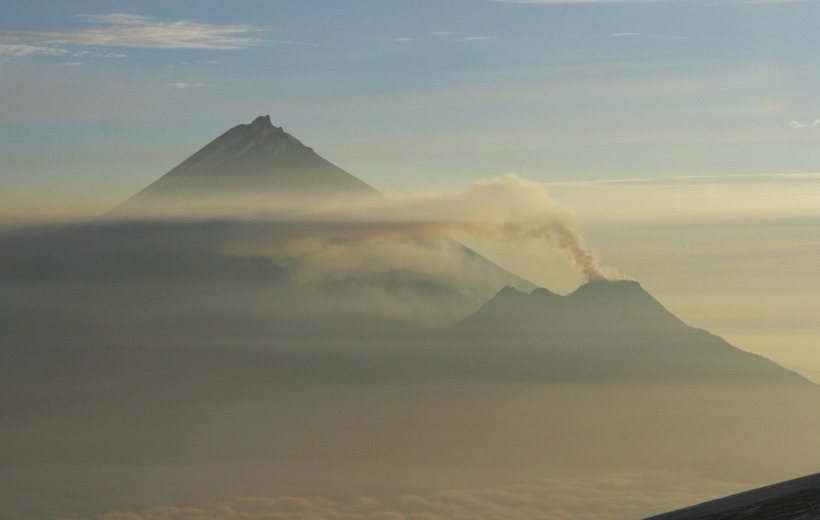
441, 279, 812, 383
0, 117, 535, 340
121, 115, 378, 208
457, 279, 685, 334
645, 472, 820, 519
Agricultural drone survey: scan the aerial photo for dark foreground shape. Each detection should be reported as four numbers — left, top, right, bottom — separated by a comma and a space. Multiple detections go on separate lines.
645, 472, 820, 520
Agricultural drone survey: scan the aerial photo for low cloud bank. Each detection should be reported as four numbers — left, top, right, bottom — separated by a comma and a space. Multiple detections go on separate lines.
57, 470, 749, 520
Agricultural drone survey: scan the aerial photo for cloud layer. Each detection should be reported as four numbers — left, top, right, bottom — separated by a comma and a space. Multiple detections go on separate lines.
0, 13, 277, 53
58, 470, 750, 520
490, 0, 794, 3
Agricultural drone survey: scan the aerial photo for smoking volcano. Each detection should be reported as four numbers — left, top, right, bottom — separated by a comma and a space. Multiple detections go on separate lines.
3, 117, 820, 520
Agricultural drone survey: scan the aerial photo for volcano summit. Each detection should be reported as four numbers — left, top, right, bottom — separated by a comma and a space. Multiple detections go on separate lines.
118, 115, 378, 214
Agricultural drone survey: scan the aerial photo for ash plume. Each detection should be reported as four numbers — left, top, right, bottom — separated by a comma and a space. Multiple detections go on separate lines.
1, 174, 611, 285
290, 173, 610, 282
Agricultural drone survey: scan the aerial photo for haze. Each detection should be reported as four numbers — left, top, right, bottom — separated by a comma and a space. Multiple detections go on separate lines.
2, 2, 820, 519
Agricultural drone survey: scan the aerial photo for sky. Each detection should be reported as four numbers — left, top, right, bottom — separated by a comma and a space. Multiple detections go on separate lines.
1, 0, 820, 373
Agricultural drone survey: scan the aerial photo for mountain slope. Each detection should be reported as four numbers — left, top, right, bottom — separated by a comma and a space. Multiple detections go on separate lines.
444, 280, 811, 383
456, 279, 686, 336
645, 472, 820, 519
40, 116, 535, 333
117, 115, 378, 214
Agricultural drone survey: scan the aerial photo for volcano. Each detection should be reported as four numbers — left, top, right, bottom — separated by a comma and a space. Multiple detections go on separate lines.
6, 117, 820, 520
116, 115, 378, 215
55, 116, 534, 332
441, 279, 811, 383
456, 279, 685, 334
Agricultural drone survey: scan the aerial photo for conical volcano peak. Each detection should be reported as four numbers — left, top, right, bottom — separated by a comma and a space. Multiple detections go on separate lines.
234, 116, 303, 151
246, 115, 290, 138
456, 276, 687, 337
568, 279, 658, 307
240, 115, 291, 143
566, 278, 685, 328
251, 115, 273, 128
115, 116, 379, 211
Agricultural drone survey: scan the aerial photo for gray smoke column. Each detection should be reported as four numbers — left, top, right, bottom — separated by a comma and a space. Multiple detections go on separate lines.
457, 220, 605, 282
538, 222, 606, 282
392, 173, 608, 282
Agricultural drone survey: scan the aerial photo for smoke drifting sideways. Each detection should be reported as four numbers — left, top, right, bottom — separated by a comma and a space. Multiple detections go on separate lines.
309, 173, 610, 283
0, 174, 617, 336
133, 173, 611, 283
3, 173, 612, 282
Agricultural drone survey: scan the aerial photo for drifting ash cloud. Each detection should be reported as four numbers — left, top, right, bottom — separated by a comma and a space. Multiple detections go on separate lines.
206, 173, 610, 283
1, 175, 612, 289
302, 174, 609, 282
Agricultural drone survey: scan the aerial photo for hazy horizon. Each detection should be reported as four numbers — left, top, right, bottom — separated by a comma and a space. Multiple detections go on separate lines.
3, 2, 820, 519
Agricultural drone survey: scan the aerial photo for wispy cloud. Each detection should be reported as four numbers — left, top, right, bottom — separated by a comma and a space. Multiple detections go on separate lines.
456, 36, 498, 42
610, 32, 686, 40
165, 82, 208, 89
387, 34, 496, 45
492, 0, 800, 3
0, 13, 278, 51
788, 119, 820, 129
0, 43, 69, 56
546, 172, 820, 226
551, 172, 820, 187
492, 0, 671, 3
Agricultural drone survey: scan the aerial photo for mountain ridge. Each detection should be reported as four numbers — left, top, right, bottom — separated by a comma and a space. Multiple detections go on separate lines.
457, 279, 685, 334
444, 280, 812, 384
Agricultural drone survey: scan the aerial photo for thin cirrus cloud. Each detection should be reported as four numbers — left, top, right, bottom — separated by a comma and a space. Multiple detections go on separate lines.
491, 0, 671, 3
165, 82, 208, 89
0, 13, 279, 52
551, 171, 820, 187
0, 43, 69, 56
456, 36, 498, 42
788, 119, 820, 129
391, 34, 496, 44
491, 0, 787, 3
